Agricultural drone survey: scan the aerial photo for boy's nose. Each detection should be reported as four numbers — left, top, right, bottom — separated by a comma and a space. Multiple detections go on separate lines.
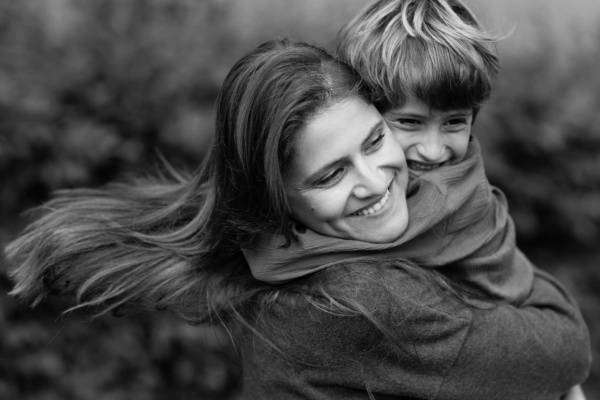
415, 132, 446, 161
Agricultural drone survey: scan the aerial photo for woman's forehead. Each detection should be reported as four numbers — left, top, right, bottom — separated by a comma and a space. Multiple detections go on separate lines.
287, 98, 382, 180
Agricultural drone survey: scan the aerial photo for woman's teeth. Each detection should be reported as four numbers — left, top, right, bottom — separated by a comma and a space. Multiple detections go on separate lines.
351, 190, 390, 216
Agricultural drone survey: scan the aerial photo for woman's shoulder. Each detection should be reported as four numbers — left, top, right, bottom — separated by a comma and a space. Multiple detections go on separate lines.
317, 260, 472, 317
238, 263, 591, 399
259, 259, 474, 347
239, 260, 475, 398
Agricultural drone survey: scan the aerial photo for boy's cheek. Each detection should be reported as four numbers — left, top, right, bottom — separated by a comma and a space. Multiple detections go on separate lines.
389, 128, 411, 151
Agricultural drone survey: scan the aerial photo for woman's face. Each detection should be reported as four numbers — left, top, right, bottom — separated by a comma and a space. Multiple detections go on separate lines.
283, 97, 409, 243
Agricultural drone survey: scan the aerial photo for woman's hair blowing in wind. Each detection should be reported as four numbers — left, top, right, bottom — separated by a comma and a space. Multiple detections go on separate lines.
5, 39, 373, 324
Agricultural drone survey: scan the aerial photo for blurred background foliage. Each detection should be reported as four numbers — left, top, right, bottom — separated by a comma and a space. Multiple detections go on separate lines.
0, 0, 599, 398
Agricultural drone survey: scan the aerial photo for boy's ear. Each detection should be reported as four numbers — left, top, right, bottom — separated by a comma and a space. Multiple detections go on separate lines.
472, 107, 480, 124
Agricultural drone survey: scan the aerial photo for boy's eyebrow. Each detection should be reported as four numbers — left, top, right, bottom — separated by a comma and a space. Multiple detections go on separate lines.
447, 110, 473, 116
386, 110, 422, 118
303, 120, 385, 186
385, 109, 473, 117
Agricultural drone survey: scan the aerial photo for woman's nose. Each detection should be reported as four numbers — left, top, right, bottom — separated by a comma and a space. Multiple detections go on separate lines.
352, 161, 387, 198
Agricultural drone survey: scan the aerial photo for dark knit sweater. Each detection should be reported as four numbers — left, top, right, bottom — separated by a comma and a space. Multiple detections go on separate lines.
235, 265, 591, 399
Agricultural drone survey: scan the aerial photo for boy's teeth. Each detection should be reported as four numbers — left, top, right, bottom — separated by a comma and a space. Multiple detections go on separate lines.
408, 161, 441, 171
352, 189, 390, 216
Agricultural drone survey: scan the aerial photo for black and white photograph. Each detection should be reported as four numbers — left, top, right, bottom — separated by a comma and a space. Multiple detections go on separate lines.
1, 1, 599, 399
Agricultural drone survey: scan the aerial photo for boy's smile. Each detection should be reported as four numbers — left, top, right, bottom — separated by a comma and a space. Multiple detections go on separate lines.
406, 160, 447, 172
383, 98, 473, 178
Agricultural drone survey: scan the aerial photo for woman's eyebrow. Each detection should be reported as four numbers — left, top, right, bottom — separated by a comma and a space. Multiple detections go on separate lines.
302, 119, 384, 186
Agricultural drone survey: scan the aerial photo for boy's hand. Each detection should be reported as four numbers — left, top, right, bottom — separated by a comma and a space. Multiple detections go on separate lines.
562, 385, 586, 400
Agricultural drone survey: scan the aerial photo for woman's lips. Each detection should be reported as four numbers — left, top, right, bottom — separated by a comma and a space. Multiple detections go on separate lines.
349, 189, 391, 217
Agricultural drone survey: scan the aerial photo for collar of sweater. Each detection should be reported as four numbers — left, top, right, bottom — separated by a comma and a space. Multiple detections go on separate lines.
243, 137, 493, 283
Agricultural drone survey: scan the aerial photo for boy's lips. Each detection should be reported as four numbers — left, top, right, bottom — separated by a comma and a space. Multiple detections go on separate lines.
407, 160, 447, 171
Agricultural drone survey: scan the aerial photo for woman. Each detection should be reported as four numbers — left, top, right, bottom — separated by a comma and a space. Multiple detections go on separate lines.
6, 39, 590, 399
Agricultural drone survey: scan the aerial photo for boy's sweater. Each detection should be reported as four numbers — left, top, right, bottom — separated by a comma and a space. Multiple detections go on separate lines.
243, 137, 533, 303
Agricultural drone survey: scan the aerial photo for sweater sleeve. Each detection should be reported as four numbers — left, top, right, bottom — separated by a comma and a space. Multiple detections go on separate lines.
412, 138, 534, 304
436, 268, 591, 400
436, 185, 535, 304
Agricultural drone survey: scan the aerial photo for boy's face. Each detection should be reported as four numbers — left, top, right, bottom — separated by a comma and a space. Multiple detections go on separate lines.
383, 98, 473, 179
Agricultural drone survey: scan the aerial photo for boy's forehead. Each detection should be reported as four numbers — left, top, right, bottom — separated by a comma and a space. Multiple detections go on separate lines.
384, 99, 473, 116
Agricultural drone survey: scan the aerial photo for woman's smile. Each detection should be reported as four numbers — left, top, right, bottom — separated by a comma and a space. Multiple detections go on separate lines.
284, 97, 409, 244
341, 174, 407, 243
349, 189, 390, 216
348, 178, 395, 217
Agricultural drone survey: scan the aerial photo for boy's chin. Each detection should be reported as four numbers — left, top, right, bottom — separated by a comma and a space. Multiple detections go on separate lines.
408, 168, 435, 180
408, 169, 421, 180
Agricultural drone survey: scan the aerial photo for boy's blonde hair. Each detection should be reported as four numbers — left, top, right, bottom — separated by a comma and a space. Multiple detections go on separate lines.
337, 0, 501, 113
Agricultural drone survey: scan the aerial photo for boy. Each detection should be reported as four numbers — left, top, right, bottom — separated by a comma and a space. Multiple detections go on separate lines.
332, 0, 537, 302
246, 0, 531, 305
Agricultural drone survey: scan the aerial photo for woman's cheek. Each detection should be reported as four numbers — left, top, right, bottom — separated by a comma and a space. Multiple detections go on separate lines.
310, 189, 350, 221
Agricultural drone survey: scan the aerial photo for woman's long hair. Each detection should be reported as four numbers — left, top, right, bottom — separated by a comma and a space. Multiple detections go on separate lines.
5, 39, 375, 324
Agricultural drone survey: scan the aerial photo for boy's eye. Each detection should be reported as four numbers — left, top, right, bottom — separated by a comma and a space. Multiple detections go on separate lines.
395, 118, 422, 129
447, 118, 467, 126
445, 118, 469, 131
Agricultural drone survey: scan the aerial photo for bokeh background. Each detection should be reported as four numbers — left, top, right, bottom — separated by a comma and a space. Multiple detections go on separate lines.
1, 0, 599, 398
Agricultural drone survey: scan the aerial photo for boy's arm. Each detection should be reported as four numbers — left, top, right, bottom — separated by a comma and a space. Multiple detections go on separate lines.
438, 185, 534, 304
563, 385, 587, 400
436, 268, 591, 398
412, 137, 534, 304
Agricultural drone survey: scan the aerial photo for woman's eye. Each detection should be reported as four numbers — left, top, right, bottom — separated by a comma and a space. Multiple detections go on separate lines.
366, 131, 386, 153
316, 167, 345, 186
